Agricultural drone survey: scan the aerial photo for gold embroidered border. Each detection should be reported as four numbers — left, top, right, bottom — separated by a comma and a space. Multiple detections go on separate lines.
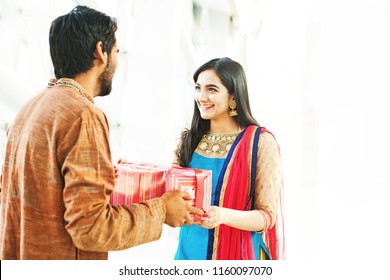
247, 128, 257, 204
195, 132, 239, 158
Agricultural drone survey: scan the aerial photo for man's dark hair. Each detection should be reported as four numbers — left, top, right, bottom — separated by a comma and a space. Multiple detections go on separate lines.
49, 5, 118, 79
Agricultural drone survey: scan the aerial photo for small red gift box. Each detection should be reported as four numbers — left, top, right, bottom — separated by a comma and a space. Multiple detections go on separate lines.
166, 166, 212, 221
110, 163, 168, 205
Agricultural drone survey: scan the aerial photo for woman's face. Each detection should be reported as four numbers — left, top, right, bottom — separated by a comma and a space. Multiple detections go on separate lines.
194, 69, 233, 122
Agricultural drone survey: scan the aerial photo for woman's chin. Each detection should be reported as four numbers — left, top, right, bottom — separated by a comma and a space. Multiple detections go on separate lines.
199, 113, 212, 120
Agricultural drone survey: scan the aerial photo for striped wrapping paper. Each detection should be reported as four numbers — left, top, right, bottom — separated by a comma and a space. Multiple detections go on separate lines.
110, 163, 212, 222
110, 163, 168, 205
166, 166, 212, 221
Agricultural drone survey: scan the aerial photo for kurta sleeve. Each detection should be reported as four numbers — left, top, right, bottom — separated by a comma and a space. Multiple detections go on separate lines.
254, 131, 282, 229
60, 108, 166, 252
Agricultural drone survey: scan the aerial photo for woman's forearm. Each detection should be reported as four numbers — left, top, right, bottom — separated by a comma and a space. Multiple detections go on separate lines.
221, 208, 266, 231
197, 206, 268, 232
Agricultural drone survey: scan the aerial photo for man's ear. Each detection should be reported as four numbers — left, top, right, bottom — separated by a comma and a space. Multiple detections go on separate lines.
94, 41, 108, 65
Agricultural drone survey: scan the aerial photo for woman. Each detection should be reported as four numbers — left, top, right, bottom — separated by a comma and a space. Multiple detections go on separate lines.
174, 57, 285, 260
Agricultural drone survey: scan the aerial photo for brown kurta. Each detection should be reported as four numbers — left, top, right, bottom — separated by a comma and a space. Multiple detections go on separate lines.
0, 79, 166, 259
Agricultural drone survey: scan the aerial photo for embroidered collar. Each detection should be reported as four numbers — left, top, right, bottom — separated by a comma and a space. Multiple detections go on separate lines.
196, 131, 241, 158
48, 78, 94, 103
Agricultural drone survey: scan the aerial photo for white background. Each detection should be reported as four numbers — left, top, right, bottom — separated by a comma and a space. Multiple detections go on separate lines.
1, 0, 390, 278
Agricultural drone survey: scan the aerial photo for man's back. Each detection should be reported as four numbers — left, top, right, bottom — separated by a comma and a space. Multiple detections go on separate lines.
0, 81, 110, 259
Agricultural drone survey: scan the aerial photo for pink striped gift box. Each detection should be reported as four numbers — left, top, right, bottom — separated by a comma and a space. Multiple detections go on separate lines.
166, 166, 212, 221
110, 163, 168, 205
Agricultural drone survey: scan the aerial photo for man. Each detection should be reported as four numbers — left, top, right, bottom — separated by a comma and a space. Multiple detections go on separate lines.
0, 5, 203, 260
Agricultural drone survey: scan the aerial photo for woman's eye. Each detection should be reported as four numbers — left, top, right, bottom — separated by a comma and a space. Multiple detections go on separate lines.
209, 88, 217, 92
195, 86, 200, 91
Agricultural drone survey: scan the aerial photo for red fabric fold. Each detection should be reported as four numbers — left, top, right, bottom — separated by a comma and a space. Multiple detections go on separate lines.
215, 126, 285, 260
216, 126, 256, 260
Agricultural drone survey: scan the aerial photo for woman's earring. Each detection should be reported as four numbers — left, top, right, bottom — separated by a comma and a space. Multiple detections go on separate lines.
229, 100, 238, 117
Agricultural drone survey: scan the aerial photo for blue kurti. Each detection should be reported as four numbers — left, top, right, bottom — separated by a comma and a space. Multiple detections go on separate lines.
174, 152, 267, 260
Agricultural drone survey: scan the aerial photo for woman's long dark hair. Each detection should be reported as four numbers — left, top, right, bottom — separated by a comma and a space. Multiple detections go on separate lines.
176, 57, 259, 167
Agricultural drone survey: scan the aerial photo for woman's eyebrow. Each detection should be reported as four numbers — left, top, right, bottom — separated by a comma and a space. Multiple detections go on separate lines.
196, 83, 220, 89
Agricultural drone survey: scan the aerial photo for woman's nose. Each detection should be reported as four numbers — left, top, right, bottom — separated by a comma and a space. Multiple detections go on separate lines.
197, 89, 208, 101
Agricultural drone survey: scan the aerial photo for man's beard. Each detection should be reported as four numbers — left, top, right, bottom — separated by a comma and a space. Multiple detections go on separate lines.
97, 59, 115, 97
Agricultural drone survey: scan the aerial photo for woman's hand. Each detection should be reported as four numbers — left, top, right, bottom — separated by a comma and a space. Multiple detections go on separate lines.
196, 206, 225, 229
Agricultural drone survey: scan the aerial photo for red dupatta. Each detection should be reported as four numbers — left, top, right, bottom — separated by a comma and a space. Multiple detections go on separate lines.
209, 126, 285, 260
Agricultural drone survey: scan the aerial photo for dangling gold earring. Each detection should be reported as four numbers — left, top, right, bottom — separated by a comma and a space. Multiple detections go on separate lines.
229, 100, 238, 117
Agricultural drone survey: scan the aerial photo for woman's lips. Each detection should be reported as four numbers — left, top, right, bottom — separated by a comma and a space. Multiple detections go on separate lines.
199, 104, 214, 110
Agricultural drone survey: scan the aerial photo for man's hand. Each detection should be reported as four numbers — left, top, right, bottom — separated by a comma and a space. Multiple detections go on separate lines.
114, 158, 129, 179
161, 190, 204, 227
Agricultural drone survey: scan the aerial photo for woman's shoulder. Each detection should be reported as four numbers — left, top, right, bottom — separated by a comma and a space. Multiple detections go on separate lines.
245, 125, 277, 141
257, 127, 280, 154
